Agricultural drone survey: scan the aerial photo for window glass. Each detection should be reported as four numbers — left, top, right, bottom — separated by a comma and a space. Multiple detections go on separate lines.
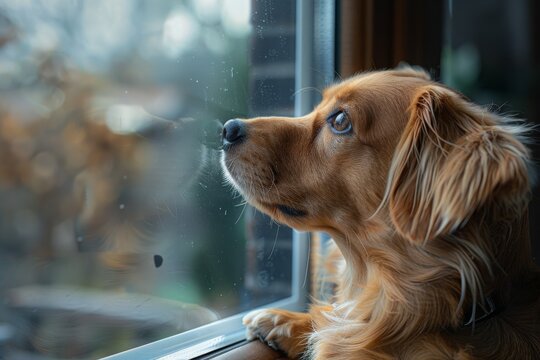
0, 1, 296, 358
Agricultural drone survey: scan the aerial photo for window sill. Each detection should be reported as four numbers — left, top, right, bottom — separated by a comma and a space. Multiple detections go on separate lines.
209, 340, 288, 360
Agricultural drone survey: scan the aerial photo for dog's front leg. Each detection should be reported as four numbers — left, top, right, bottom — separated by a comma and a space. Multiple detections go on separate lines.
243, 308, 314, 358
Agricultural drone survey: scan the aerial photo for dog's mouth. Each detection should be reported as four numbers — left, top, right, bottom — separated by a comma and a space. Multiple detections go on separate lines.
222, 154, 308, 218
275, 204, 307, 217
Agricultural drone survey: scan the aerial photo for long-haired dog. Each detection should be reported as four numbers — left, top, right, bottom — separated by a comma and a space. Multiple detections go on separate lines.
221, 67, 540, 359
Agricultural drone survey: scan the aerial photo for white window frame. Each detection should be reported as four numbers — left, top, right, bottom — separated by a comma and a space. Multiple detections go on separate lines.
102, 1, 320, 359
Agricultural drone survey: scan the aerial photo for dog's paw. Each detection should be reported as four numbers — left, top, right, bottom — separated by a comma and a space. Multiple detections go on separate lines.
242, 308, 311, 359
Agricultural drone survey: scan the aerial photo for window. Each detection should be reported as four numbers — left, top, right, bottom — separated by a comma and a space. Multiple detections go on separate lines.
0, 1, 334, 359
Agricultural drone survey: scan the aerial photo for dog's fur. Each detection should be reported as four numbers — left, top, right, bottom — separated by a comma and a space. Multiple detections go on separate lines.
221, 67, 540, 359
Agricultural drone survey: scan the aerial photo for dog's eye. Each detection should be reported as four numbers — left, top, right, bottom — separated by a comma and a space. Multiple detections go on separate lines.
327, 111, 352, 135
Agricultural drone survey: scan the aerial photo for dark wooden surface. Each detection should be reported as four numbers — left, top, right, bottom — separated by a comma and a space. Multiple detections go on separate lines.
211, 340, 288, 360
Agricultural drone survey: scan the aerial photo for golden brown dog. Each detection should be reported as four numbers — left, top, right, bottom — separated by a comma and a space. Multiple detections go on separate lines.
221, 67, 540, 359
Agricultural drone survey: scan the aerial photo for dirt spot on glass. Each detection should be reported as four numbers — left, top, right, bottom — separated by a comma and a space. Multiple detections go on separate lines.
153, 255, 164, 268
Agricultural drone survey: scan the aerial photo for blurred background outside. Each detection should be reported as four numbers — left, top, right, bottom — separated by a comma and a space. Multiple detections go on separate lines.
0, 1, 296, 358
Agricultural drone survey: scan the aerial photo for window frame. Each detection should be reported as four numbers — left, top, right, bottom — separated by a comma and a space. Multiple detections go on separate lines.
102, 1, 318, 358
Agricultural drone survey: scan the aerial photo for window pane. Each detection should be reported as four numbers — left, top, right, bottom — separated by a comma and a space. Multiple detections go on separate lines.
0, 1, 295, 358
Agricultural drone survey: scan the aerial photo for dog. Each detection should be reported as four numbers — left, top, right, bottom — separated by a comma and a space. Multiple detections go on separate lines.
221, 67, 540, 359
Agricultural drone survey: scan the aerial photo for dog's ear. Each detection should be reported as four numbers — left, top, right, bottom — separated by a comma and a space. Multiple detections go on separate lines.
387, 85, 530, 244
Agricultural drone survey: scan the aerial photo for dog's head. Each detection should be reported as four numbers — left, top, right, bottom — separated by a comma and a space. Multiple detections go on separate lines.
221, 68, 531, 247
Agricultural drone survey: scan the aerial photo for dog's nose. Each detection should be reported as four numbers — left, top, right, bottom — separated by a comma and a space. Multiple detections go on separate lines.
222, 119, 246, 146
